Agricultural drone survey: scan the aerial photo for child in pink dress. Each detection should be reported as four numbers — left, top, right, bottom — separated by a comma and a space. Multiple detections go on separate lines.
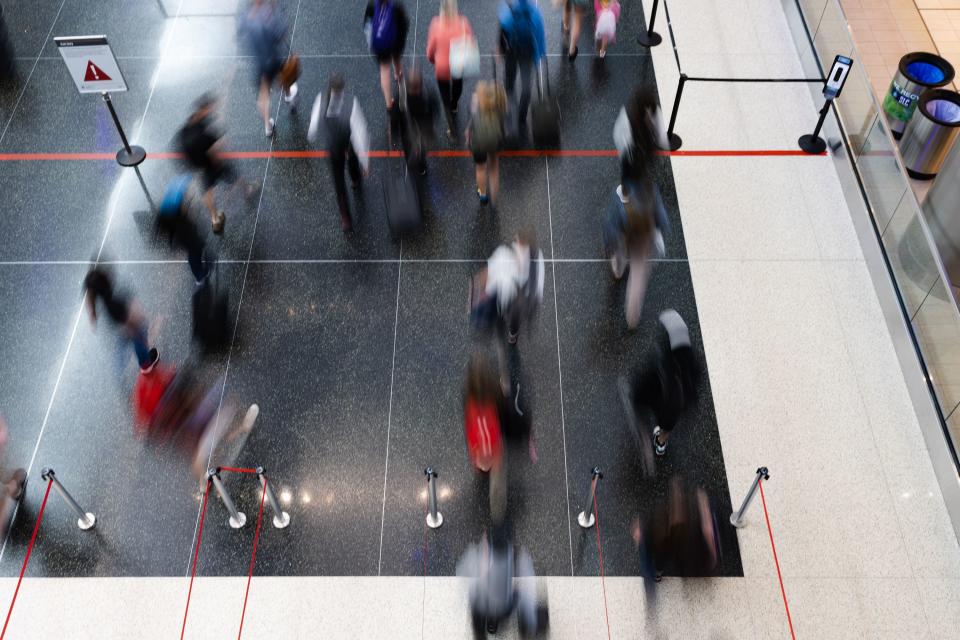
594, 0, 620, 58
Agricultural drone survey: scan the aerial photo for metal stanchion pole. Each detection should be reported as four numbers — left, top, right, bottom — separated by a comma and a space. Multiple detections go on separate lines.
577, 467, 603, 529
208, 468, 246, 529
256, 467, 290, 529
665, 73, 686, 151
637, 0, 663, 47
40, 468, 95, 530
424, 467, 443, 529
101, 92, 146, 167
730, 467, 770, 528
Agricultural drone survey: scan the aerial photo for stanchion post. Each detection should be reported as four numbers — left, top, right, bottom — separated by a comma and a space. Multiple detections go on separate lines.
209, 468, 246, 529
424, 467, 443, 529
637, 0, 663, 47
798, 99, 831, 154
577, 467, 603, 529
256, 467, 290, 529
665, 74, 686, 151
730, 467, 770, 528
40, 468, 95, 530
101, 92, 146, 167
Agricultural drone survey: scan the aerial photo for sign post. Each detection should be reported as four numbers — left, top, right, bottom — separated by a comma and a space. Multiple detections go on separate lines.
799, 55, 853, 154
54, 35, 145, 167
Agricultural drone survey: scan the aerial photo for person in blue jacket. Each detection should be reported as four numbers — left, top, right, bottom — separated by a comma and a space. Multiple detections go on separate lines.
497, 0, 546, 125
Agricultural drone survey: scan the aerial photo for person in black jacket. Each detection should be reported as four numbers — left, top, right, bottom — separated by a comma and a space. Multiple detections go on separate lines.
0, 4, 15, 81
364, 0, 410, 112
400, 68, 439, 177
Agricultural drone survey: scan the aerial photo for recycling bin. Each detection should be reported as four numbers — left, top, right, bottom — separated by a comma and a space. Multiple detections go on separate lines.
883, 52, 955, 139
901, 89, 960, 180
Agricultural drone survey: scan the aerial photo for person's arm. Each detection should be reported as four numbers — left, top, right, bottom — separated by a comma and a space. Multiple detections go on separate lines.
533, 11, 547, 62
307, 92, 324, 143
350, 98, 371, 174
83, 287, 97, 326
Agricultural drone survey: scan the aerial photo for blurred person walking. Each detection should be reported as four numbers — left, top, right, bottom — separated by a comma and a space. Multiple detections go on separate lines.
497, 0, 546, 125
622, 309, 700, 457
426, 0, 477, 136
561, 0, 589, 60
602, 180, 668, 328
178, 93, 258, 234
308, 73, 371, 232
0, 415, 26, 538
463, 352, 507, 522
157, 174, 210, 285
468, 81, 507, 205
614, 87, 669, 193
594, 0, 620, 58
364, 0, 410, 112
82, 265, 160, 372
400, 67, 439, 177
239, 0, 298, 137
0, 4, 14, 81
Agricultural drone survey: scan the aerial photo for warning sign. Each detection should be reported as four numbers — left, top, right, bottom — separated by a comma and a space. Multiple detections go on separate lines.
83, 61, 111, 82
54, 35, 127, 93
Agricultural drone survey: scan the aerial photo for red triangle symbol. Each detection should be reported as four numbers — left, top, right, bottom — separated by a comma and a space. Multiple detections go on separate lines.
83, 61, 111, 82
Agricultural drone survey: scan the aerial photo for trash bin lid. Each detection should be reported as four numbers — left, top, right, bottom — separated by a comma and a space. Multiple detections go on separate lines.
900, 52, 956, 87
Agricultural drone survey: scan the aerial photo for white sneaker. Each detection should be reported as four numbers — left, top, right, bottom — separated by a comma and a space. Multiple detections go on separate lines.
265, 117, 275, 137
283, 82, 299, 106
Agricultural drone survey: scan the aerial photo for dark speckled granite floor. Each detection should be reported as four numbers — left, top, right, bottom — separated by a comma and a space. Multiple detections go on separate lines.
0, 0, 740, 578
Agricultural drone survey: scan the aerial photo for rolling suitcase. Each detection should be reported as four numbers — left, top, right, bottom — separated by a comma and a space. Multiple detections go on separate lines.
192, 265, 230, 352
531, 58, 560, 148
383, 161, 422, 237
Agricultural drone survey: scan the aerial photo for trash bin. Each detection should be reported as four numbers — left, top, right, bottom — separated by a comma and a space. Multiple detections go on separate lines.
883, 52, 955, 139
901, 89, 960, 180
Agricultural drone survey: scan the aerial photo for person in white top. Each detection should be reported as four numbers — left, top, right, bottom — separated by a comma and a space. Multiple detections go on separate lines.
308, 74, 370, 232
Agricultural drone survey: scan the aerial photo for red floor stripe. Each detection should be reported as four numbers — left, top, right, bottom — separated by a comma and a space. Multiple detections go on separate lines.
180, 480, 212, 640
759, 480, 796, 640
236, 477, 268, 640
0, 148, 825, 161
0, 478, 53, 640
592, 494, 612, 640
218, 466, 258, 475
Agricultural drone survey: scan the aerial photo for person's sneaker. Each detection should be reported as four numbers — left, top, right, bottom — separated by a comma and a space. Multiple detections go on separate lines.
212, 211, 226, 235
507, 330, 518, 344
477, 189, 489, 205
265, 117, 275, 137
140, 348, 160, 374
283, 82, 299, 106
653, 425, 667, 456
568, 46, 579, 61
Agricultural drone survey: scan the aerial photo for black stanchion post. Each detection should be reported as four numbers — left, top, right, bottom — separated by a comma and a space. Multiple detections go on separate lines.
637, 0, 663, 47
665, 73, 686, 151
799, 99, 832, 154
102, 92, 146, 167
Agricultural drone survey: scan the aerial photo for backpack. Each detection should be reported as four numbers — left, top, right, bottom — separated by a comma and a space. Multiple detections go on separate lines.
470, 110, 502, 155
507, 5, 537, 60
370, 1, 397, 55
324, 92, 353, 152
465, 400, 503, 472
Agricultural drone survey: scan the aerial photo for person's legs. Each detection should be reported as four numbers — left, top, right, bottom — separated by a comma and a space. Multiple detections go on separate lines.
451, 78, 464, 113
569, 7, 584, 58
347, 145, 363, 186
379, 61, 394, 109
562, 0, 571, 32
187, 242, 208, 284
330, 153, 352, 230
475, 159, 488, 202
610, 244, 628, 279
517, 59, 534, 122
503, 55, 518, 101
625, 248, 651, 329
130, 323, 152, 368
257, 77, 274, 135
488, 154, 500, 204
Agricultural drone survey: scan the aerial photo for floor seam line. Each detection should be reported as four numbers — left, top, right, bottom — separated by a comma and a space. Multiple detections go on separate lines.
545, 157, 575, 576
378, 241, 403, 576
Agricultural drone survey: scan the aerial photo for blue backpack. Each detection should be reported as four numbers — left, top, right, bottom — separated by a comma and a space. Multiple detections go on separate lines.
159, 174, 192, 219
370, 1, 397, 55
508, 5, 536, 60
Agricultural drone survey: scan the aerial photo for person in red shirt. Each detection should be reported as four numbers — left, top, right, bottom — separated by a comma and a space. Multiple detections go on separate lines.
426, 0, 474, 136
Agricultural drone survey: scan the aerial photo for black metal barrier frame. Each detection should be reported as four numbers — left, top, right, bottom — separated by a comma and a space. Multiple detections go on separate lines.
654, 0, 825, 151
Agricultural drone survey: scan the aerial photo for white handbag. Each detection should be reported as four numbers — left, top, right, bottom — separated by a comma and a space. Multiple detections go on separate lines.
449, 19, 480, 79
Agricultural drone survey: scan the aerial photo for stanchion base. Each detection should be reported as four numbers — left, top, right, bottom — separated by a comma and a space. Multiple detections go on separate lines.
577, 511, 595, 529
116, 145, 146, 167
798, 134, 826, 155
229, 512, 247, 529
667, 132, 682, 152
637, 31, 662, 47
730, 513, 746, 529
426, 512, 443, 529
273, 512, 291, 529
78, 513, 96, 531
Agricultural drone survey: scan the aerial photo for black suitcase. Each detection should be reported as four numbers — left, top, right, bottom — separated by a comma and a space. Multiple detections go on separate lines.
192, 271, 230, 352
383, 163, 422, 237
531, 59, 560, 148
